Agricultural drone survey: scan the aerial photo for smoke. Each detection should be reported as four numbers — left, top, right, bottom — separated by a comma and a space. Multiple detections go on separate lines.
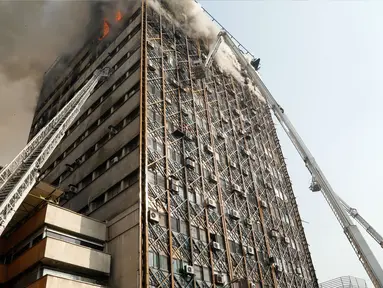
149, 0, 219, 43
0, 1, 107, 164
148, 0, 264, 101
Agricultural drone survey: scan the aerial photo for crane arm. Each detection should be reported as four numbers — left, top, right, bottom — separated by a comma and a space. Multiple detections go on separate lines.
0, 67, 111, 236
339, 197, 383, 248
219, 30, 383, 287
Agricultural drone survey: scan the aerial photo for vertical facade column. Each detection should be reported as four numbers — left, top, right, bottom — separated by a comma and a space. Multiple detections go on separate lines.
140, 1, 148, 288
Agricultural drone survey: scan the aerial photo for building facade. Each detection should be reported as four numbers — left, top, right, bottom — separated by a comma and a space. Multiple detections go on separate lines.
0, 191, 111, 287
319, 276, 368, 288
25, 1, 318, 287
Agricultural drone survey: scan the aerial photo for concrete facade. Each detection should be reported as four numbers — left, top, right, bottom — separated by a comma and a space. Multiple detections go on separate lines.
0, 203, 110, 287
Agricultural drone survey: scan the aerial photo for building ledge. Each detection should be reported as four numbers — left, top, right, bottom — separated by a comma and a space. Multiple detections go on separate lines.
7, 237, 111, 281
28, 275, 105, 288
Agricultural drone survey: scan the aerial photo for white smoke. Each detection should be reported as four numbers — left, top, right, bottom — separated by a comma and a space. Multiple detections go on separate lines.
148, 0, 264, 102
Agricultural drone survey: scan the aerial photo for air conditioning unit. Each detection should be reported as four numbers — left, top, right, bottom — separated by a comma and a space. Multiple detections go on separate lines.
265, 182, 272, 190
227, 89, 235, 96
184, 131, 193, 141
248, 246, 255, 255
250, 283, 257, 288
171, 79, 178, 87
245, 218, 253, 226
65, 164, 74, 172
182, 108, 190, 117
239, 129, 246, 135
222, 117, 229, 124
230, 209, 240, 220
184, 264, 194, 275
205, 145, 214, 154
284, 236, 291, 244
147, 40, 155, 49
232, 184, 241, 193
230, 161, 237, 169
296, 267, 302, 275
218, 132, 226, 139
110, 156, 119, 165
185, 158, 195, 169
243, 169, 249, 176
68, 184, 77, 193
270, 230, 279, 239
148, 60, 156, 71
169, 179, 179, 194
209, 174, 218, 184
275, 265, 283, 273
206, 198, 216, 208
260, 200, 268, 208
108, 125, 118, 135
215, 274, 225, 285
242, 149, 250, 156
148, 210, 160, 223
212, 241, 221, 251
165, 97, 172, 105
234, 108, 240, 116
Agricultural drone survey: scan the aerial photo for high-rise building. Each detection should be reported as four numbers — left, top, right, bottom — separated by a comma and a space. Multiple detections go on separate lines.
319, 276, 368, 288
7, 1, 318, 287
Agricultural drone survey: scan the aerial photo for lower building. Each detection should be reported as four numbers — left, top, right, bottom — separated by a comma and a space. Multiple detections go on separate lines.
319, 276, 368, 288
0, 182, 111, 288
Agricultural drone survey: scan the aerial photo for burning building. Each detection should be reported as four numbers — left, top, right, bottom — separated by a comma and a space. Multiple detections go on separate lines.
0, 1, 318, 287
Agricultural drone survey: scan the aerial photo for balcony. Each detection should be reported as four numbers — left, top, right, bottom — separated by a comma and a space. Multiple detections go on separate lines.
28, 275, 105, 288
7, 237, 111, 281
4, 203, 106, 254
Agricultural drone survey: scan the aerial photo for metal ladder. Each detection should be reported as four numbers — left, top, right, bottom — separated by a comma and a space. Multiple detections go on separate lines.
0, 68, 111, 235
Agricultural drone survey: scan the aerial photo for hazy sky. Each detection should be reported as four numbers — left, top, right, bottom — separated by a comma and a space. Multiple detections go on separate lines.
199, 0, 383, 286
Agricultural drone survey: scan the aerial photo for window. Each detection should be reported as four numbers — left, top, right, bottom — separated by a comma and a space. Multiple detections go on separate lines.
171, 217, 180, 232
199, 228, 207, 242
45, 229, 103, 251
172, 259, 182, 274
159, 214, 167, 227
180, 220, 188, 235
203, 267, 211, 283
149, 251, 159, 268
195, 266, 203, 280
159, 255, 169, 271
191, 226, 198, 239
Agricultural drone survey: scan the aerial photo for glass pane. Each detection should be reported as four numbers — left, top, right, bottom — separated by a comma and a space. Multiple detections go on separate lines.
160, 255, 169, 271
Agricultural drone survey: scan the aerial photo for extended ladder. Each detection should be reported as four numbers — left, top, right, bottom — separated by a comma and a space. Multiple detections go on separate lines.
0, 68, 111, 236
219, 31, 383, 287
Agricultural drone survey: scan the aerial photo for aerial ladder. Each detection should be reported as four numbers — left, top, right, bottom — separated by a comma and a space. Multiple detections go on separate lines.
193, 30, 225, 79
338, 196, 383, 249
0, 67, 111, 236
310, 180, 383, 249
202, 30, 383, 287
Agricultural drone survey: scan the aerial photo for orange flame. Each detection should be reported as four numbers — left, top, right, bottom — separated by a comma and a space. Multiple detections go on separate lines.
99, 19, 110, 41
116, 10, 122, 22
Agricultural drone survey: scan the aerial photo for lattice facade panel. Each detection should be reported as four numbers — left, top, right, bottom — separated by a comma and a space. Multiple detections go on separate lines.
143, 4, 318, 288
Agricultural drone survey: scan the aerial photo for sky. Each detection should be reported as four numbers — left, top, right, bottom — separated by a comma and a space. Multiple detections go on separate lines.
1, 0, 382, 286
198, 0, 383, 286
